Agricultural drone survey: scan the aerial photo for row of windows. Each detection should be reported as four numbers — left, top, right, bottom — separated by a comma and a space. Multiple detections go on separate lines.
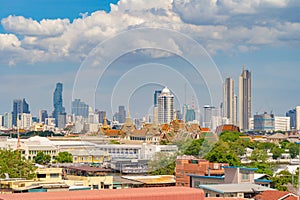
28, 150, 56, 155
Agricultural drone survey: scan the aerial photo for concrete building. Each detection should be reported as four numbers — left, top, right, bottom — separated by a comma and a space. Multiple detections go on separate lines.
19, 113, 32, 130
175, 155, 229, 187
12, 98, 30, 126
274, 116, 290, 131
296, 106, 300, 131
158, 87, 174, 124
3, 112, 13, 129
71, 99, 89, 118
286, 108, 296, 130
39, 110, 48, 124
190, 166, 272, 198
223, 77, 236, 125
239, 68, 251, 131
253, 112, 274, 131
203, 105, 215, 129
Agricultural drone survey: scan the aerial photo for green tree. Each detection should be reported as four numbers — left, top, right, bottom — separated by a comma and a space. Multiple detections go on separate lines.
0, 149, 36, 179
272, 170, 293, 191
34, 151, 51, 165
279, 140, 290, 149
219, 131, 245, 143
271, 146, 284, 160
205, 141, 241, 166
54, 152, 73, 163
288, 143, 300, 159
183, 139, 204, 156
148, 152, 176, 175
249, 148, 268, 163
257, 142, 276, 150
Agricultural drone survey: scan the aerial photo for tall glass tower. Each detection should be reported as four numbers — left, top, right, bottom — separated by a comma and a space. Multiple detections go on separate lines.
52, 83, 65, 126
12, 98, 30, 126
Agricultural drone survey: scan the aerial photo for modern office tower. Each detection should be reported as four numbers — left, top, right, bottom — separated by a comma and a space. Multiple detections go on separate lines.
296, 106, 300, 131
183, 104, 195, 122
39, 110, 48, 124
286, 108, 296, 130
4, 112, 13, 129
19, 113, 32, 129
52, 82, 65, 127
71, 99, 89, 118
203, 105, 215, 128
158, 87, 174, 124
0, 115, 3, 126
153, 90, 162, 124
12, 98, 30, 126
238, 68, 251, 130
118, 106, 126, 123
274, 116, 290, 131
98, 111, 106, 124
223, 77, 236, 125
253, 112, 275, 131
57, 113, 66, 129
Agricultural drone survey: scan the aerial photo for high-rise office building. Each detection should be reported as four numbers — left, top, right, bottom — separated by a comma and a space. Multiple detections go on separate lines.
296, 106, 300, 131
52, 83, 65, 127
223, 77, 236, 125
4, 112, 12, 129
153, 90, 162, 124
286, 108, 296, 130
72, 99, 89, 118
12, 98, 30, 126
118, 106, 126, 123
203, 105, 215, 129
19, 113, 32, 129
253, 112, 275, 131
238, 68, 251, 130
158, 87, 174, 124
0, 115, 3, 127
98, 111, 106, 124
39, 110, 48, 124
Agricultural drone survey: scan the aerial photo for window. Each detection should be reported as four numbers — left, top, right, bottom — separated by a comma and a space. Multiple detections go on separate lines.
242, 173, 250, 181
37, 174, 46, 178
50, 173, 59, 178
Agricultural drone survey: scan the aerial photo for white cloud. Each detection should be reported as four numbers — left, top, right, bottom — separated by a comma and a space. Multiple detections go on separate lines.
0, 0, 299, 65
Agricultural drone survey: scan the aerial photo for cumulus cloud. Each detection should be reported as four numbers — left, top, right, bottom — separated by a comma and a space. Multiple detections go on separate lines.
0, 0, 299, 65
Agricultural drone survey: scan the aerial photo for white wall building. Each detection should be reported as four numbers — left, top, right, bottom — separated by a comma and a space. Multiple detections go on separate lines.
158, 87, 174, 124
275, 117, 290, 131
296, 106, 300, 131
19, 113, 32, 129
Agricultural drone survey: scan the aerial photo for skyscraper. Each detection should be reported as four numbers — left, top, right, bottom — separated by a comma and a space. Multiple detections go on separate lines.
118, 106, 126, 123
203, 105, 215, 129
223, 77, 236, 125
12, 98, 30, 126
39, 110, 48, 124
286, 108, 296, 130
97, 111, 106, 124
72, 99, 89, 118
52, 82, 65, 127
238, 68, 251, 130
153, 90, 162, 124
158, 87, 174, 124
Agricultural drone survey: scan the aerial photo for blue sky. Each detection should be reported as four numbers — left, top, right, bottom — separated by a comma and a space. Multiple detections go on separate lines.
0, 0, 300, 119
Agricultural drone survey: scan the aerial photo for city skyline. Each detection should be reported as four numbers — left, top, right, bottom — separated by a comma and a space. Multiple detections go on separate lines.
0, 0, 300, 118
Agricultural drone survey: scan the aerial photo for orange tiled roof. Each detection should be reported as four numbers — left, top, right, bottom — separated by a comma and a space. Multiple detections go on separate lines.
254, 190, 298, 200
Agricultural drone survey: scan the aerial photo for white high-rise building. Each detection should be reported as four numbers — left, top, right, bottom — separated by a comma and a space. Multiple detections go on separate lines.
158, 87, 174, 124
296, 106, 300, 131
0, 115, 3, 127
275, 117, 290, 131
239, 68, 251, 130
19, 113, 32, 129
4, 112, 12, 129
223, 77, 236, 125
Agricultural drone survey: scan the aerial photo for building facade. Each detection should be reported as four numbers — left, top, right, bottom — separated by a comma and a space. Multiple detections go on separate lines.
223, 77, 236, 125
12, 98, 30, 126
71, 99, 89, 118
158, 87, 174, 124
238, 68, 251, 130
52, 83, 65, 127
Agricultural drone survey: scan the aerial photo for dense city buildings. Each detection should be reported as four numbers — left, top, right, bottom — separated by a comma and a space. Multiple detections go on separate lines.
12, 98, 30, 126
52, 83, 66, 127
158, 87, 174, 124
71, 99, 89, 118
223, 77, 237, 125
238, 68, 252, 130
39, 110, 48, 124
